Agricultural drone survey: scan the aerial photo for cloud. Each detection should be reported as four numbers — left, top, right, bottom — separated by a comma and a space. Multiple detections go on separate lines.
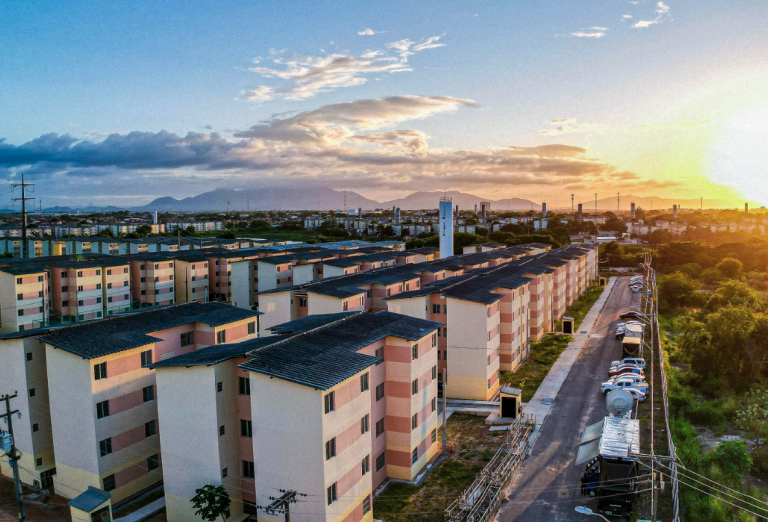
357, 28, 377, 36
633, 20, 658, 28
622, 14, 633, 20
541, 118, 712, 135
239, 35, 445, 102
633, 1, 671, 28
571, 31, 607, 38
591, 26, 609, 31
0, 95, 651, 203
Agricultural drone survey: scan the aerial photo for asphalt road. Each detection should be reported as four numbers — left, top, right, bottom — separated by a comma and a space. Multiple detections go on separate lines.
499, 276, 639, 522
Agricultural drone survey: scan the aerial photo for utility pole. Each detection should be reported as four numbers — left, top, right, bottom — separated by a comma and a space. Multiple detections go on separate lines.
442, 368, 448, 456
12, 174, 35, 259
1, 393, 28, 522
617, 192, 620, 212
258, 490, 306, 522
571, 194, 574, 214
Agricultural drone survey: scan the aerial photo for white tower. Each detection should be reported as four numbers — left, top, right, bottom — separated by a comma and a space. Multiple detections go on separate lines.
439, 197, 454, 259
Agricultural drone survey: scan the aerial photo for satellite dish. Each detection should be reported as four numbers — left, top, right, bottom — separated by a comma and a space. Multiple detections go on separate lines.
606, 390, 634, 416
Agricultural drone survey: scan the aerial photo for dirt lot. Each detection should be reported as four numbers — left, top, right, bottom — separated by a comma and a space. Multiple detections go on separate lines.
373, 413, 505, 522
0, 475, 71, 521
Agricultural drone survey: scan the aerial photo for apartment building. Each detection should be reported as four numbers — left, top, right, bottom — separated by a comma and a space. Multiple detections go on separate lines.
173, 253, 210, 303
153, 311, 442, 522
129, 256, 176, 308
0, 265, 48, 332
48, 259, 132, 323
32, 303, 260, 506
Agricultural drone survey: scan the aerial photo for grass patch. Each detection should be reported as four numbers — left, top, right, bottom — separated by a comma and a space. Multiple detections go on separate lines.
566, 283, 606, 330
373, 414, 500, 522
501, 335, 572, 402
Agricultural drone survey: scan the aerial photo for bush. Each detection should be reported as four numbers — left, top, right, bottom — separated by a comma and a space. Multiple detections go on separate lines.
703, 440, 753, 482
671, 415, 701, 467
686, 402, 726, 433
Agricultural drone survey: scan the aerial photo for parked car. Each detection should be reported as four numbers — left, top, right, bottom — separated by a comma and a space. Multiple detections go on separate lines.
620, 311, 644, 319
604, 374, 647, 387
608, 365, 644, 377
601, 379, 648, 398
611, 358, 646, 369
615, 325, 627, 339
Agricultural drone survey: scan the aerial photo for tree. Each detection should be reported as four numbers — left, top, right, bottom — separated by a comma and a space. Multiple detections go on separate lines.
703, 440, 752, 483
658, 272, 701, 310
381, 225, 395, 237
716, 257, 743, 279
600, 217, 628, 235
191, 484, 231, 522
705, 280, 764, 314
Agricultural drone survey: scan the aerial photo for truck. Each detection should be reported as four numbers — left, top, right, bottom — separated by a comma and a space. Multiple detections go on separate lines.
577, 396, 641, 517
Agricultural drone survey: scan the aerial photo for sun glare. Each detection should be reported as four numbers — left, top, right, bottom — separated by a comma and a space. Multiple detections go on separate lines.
710, 103, 768, 206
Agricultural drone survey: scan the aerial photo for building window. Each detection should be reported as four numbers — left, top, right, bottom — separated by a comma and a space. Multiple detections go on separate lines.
324, 391, 335, 414
327, 483, 337, 505
36, 457, 43, 466
96, 400, 110, 419
412, 448, 419, 464
362, 496, 371, 515
62, 286, 68, 292
361, 455, 370, 475
361, 414, 369, 434
28, 388, 36, 398
26, 352, 33, 362
219, 425, 225, 436
16, 277, 21, 284
412, 414, 418, 430
141, 386, 154, 404
375, 347, 384, 365
222, 468, 228, 478
103, 474, 116, 492
243, 501, 257, 515
99, 438, 112, 457
432, 397, 437, 412
432, 304, 440, 314
241, 419, 253, 438
242, 460, 255, 479
77, 285, 83, 292
96, 284, 102, 290
432, 429, 437, 443
376, 418, 385, 437
432, 365, 437, 380
32, 423, 39, 432
488, 379, 491, 389
140, 350, 153, 367
145, 420, 157, 437
376, 452, 386, 472
299, 297, 307, 307
216, 381, 223, 392
238, 377, 250, 396
444, 349, 448, 360
360, 372, 369, 392
38, 275, 44, 282
180, 331, 194, 347
17, 310, 23, 317
412, 379, 418, 395
325, 437, 336, 460
412, 344, 419, 360
247, 321, 256, 335
217, 330, 226, 344
376, 383, 385, 401
148, 454, 159, 471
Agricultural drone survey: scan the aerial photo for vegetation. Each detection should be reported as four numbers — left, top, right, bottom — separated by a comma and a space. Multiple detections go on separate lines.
500, 335, 572, 402
190, 484, 230, 522
373, 414, 502, 522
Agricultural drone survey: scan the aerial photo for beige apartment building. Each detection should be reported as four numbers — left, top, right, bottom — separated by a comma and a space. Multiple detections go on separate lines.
0, 265, 49, 332
153, 311, 442, 522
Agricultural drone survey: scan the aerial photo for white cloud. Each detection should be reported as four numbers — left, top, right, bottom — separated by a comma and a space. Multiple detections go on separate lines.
541, 118, 711, 135
633, 20, 658, 28
633, 1, 671, 28
358, 28, 377, 36
571, 31, 607, 38
622, 14, 633, 20
240, 36, 445, 102
656, 1, 671, 14
591, 26, 609, 31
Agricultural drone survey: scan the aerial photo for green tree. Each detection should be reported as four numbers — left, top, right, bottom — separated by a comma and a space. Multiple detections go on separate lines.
705, 280, 764, 313
716, 257, 743, 279
701, 306, 757, 386
658, 272, 701, 310
191, 484, 231, 522
704, 441, 753, 482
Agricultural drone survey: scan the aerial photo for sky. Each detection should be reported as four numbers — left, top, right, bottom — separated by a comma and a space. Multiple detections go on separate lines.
1, 0, 767, 208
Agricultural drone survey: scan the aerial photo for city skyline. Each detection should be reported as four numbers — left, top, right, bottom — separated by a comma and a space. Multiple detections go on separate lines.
2, 0, 767, 208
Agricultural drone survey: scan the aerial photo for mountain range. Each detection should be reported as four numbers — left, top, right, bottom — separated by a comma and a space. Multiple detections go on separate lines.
576, 195, 743, 212
131, 188, 541, 212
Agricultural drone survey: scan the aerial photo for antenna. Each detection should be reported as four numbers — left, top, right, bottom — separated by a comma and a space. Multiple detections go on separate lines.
571, 194, 574, 214
12, 173, 35, 259
617, 192, 620, 212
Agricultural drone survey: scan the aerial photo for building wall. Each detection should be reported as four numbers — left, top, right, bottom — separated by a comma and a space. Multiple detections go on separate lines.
258, 291, 294, 333
230, 260, 253, 310
292, 263, 315, 285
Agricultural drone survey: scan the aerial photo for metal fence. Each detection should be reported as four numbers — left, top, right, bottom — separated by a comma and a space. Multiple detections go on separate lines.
444, 414, 536, 522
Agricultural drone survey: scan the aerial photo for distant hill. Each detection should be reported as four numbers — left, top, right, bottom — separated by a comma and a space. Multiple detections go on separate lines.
135, 187, 379, 212
381, 191, 538, 211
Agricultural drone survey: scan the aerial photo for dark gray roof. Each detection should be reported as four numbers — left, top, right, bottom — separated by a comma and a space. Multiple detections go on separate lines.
0, 265, 48, 275
150, 337, 275, 368
322, 258, 359, 268
240, 311, 442, 390
268, 312, 361, 335
68, 487, 110, 512
39, 302, 261, 359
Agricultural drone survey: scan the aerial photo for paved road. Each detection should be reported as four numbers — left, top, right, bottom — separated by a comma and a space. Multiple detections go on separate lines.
499, 276, 639, 522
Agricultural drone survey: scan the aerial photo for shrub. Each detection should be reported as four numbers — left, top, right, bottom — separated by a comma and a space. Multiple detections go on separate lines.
671, 415, 701, 467
703, 440, 753, 482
